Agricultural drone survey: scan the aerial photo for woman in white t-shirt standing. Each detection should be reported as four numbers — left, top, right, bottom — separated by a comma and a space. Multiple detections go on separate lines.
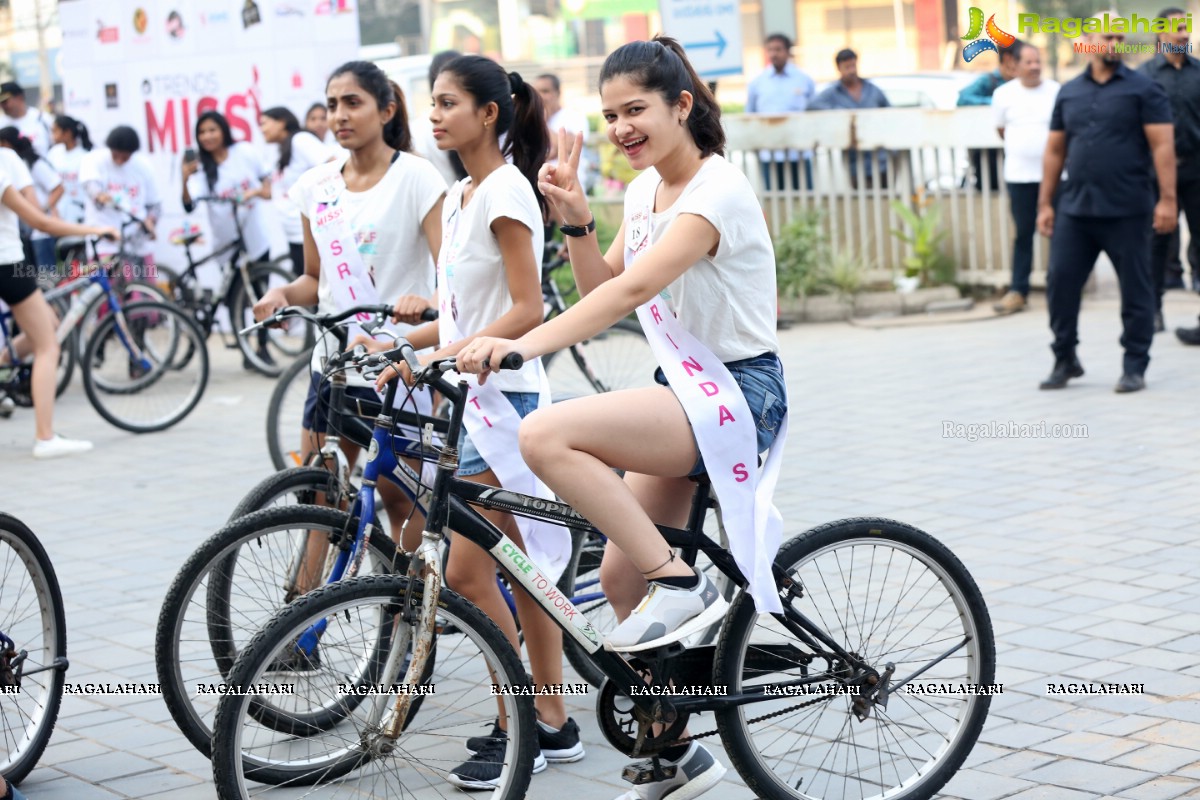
253, 61, 445, 550
369, 54, 583, 789
79, 126, 161, 263
0, 126, 62, 272
0, 147, 116, 458
47, 115, 93, 226
259, 106, 333, 276
459, 38, 789, 799
181, 110, 272, 264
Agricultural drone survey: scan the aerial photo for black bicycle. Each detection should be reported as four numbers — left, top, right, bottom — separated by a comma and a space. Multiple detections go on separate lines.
209, 341, 996, 800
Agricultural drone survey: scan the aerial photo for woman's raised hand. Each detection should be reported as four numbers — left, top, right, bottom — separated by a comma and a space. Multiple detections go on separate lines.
537, 129, 590, 227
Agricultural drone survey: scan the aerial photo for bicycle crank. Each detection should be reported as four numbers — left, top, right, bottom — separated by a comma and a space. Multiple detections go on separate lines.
595, 677, 690, 758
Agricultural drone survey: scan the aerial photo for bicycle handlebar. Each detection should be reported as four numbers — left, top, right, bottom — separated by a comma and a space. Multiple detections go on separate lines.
238, 304, 437, 336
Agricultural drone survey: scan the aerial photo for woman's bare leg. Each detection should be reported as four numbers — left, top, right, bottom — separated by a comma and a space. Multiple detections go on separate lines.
9, 291, 61, 441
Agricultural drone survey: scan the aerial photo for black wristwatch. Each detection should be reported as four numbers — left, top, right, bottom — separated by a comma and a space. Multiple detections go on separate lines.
559, 218, 595, 237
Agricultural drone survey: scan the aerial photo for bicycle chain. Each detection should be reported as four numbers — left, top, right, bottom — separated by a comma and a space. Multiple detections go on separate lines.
666, 693, 835, 746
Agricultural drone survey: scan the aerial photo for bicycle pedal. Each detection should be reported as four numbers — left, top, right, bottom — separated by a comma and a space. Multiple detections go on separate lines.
621, 759, 677, 786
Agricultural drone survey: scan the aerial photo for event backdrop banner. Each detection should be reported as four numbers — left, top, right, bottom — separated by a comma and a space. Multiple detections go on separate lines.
59, 0, 360, 266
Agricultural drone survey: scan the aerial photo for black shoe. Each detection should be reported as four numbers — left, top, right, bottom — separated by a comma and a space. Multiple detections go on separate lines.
1114, 373, 1146, 393
465, 718, 504, 756
1039, 356, 1084, 390
1176, 325, 1200, 345
537, 716, 585, 763
1155, 312, 1166, 333
448, 735, 545, 790
264, 641, 321, 674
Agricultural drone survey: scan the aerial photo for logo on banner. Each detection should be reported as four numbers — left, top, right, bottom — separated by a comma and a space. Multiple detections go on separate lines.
316, 0, 354, 14
105, 83, 119, 109
96, 21, 120, 44
277, 3, 306, 16
243, 0, 263, 28
133, 8, 149, 34
144, 67, 262, 153
166, 10, 185, 39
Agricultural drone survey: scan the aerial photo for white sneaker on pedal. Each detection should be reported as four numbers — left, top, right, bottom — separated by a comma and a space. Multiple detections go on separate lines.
605, 568, 728, 652
32, 434, 94, 460
614, 743, 726, 800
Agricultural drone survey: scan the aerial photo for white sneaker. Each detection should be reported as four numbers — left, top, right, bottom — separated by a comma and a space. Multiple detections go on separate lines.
605, 568, 728, 652
32, 434, 94, 460
614, 743, 727, 800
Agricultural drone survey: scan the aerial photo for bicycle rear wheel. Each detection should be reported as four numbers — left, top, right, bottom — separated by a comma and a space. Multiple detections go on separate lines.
81, 301, 209, 433
544, 318, 658, 401
210, 574, 535, 798
233, 262, 315, 377
0, 513, 67, 784
266, 353, 317, 471
559, 529, 614, 688
154, 505, 402, 757
713, 518, 994, 800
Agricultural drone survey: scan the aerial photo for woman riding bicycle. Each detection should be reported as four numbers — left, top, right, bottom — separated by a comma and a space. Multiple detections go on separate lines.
253, 61, 446, 553
0, 141, 118, 458
367, 54, 583, 790
454, 37, 789, 800
79, 126, 161, 270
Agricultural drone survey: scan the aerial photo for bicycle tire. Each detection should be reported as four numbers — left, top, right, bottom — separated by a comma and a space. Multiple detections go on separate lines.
210, 573, 535, 797
227, 466, 350, 522
265, 353, 317, 471
712, 517, 995, 800
81, 301, 209, 433
154, 505, 402, 758
0, 513, 67, 784
544, 318, 658, 400
233, 263, 314, 377
74, 278, 171, 363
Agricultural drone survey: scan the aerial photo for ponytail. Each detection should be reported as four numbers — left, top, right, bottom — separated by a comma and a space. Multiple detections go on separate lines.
325, 62, 413, 153
260, 106, 302, 170
0, 126, 39, 168
442, 55, 548, 217
383, 79, 413, 153
599, 35, 725, 158
55, 114, 93, 150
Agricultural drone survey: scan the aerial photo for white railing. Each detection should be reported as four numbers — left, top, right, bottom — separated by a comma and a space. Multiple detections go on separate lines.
721, 108, 1046, 290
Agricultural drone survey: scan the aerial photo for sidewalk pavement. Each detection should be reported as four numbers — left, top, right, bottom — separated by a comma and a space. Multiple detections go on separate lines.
1, 289, 1200, 799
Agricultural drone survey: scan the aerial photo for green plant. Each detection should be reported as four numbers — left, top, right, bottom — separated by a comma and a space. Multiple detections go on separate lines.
889, 200, 954, 287
826, 252, 867, 299
774, 210, 832, 298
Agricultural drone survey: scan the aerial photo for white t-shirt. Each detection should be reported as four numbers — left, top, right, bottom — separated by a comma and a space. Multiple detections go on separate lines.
440, 164, 544, 393
292, 151, 445, 375
185, 142, 272, 259
47, 143, 87, 224
1, 109, 52, 157
626, 156, 779, 363
992, 79, 1061, 184
272, 131, 332, 243
27, 158, 62, 241
0, 148, 33, 262
79, 149, 161, 256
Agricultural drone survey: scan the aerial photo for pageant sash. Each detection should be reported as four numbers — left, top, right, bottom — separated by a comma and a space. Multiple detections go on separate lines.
625, 178, 788, 614
436, 183, 572, 582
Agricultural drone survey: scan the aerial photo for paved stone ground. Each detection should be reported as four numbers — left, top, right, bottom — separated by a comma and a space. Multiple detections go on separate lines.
2, 286, 1200, 799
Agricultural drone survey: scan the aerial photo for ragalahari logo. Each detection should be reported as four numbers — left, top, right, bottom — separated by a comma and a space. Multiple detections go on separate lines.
961, 7, 1016, 62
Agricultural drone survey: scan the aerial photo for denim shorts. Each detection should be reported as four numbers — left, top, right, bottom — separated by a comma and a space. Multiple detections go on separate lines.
302, 372, 382, 435
654, 352, 787, 477
457, 391, 540, 477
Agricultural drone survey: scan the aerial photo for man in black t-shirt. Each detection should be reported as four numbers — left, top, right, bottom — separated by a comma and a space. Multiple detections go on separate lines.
1036, 29, 1177, 393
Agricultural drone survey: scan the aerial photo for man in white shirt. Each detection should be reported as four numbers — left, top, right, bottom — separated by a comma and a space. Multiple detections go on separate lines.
0, 82, 52, 157
746, 33, 816, 191
534, 73, 592, 191
992, 44, 1060, 314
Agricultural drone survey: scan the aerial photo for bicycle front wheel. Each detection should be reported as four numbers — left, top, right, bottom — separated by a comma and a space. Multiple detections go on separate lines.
713, 518, 995, 800
81, 301, 209, 433
210, 574, 536, 798
154, 505, 401, 758
544, 318, 658, 400
233, 263, 315, 377
266, 353, 317, 471
0, 513, 67, 784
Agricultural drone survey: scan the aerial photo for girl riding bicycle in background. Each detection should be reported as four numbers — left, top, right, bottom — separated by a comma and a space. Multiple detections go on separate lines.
257, 106, 334, 277
367, 53, 583, 790
80, 126, 161, 270
47, 115, 92, 228
0, 126, 63, 273
0, 140, 118, 458
457, 36, 789, 800
253, 60, 446, 558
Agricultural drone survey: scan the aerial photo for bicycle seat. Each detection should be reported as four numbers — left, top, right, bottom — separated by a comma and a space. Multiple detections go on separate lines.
55, 236, 85, 255
172, 232, 204, 247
